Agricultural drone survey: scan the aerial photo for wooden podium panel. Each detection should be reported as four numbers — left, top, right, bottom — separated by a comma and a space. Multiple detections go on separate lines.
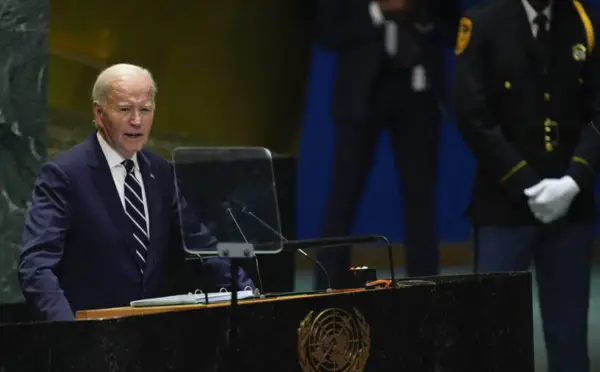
75, 288, 366, 320
1, 273, 534, 372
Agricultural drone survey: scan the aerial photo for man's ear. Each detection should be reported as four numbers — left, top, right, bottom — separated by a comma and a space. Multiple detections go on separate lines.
93, 101, 102, 116
93, 101, 104, 127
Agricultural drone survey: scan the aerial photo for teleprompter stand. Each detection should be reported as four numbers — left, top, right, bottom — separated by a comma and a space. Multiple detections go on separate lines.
216, 242, 256, 372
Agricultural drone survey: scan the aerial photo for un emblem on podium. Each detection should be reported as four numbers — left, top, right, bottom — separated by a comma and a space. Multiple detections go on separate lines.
298, 308, 370, 372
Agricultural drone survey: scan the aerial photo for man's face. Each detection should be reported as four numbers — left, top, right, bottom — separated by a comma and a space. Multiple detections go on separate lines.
93, 74, 155, 159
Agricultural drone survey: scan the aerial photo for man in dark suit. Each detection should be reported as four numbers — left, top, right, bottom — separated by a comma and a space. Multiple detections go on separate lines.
18, 63, 254, 321
455, 1, 600, 371
314, 0, 461, 288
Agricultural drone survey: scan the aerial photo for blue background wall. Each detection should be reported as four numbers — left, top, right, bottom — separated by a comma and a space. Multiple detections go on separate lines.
296, 0, 600, 243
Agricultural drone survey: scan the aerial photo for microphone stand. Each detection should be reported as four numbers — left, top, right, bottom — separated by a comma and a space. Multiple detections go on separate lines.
240, 209, 332, 291
282, 236, 395, 285
229, 256, 240, 372
240, 208, 395, 287
221, 206, 254, 372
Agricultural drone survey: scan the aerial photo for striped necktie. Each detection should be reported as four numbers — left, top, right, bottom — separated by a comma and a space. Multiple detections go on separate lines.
122, 159, 149, 274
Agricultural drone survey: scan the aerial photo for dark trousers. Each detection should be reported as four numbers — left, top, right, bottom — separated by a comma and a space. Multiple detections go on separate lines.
476, 222, 594, 372
315, 67, 442, 289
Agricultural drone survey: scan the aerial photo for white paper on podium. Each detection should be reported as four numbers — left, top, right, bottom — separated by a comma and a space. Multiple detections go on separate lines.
130, 290, 256, 307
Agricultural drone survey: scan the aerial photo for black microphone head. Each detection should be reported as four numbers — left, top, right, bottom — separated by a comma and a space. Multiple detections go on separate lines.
220, 200, 232, 210
228, 198, 249, 212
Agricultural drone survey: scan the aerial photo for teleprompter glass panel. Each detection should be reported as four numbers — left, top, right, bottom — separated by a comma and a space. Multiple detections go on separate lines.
172, 147, 283, 255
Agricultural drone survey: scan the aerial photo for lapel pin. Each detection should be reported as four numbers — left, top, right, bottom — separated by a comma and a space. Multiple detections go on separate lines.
150, 173, 155, 179
573, 44, 587, 62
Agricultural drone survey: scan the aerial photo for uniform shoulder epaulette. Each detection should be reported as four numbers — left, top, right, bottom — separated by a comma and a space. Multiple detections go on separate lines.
454, 16, 473, 56
573, 0, 595, 54
454, 3, 500, 56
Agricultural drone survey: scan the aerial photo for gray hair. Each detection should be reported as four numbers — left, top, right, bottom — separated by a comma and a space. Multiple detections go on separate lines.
91, 63, 157, 103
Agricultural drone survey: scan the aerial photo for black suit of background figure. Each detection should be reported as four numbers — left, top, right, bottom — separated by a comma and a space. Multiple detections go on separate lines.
314, 0, 461, 289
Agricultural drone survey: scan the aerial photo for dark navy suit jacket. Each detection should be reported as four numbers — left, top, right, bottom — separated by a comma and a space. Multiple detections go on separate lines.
19, 133, 254, 321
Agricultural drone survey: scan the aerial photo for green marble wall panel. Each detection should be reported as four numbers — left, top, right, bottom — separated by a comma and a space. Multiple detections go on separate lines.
0, 0, 48, 304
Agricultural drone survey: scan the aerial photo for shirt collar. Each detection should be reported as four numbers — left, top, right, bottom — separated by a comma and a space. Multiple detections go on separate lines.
96, 132, 140, 171
521, 0, 552, 27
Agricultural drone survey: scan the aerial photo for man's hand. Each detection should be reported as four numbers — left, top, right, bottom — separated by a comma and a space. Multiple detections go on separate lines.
378, 0, 409, 12
524, 176, 580, 224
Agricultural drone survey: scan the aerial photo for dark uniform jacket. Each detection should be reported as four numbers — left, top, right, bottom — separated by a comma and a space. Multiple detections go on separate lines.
455, 0, 600, 225
317, 0, 461, 125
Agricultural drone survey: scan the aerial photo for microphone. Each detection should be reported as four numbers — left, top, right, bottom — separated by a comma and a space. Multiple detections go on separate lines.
224, 199, 396, 289
283, 236, 396, 288
220, 201, 264, 295
590, 120, 600, 136
256, 235, 396, 285
236, 205, 333, 292
221, 201, 249, 242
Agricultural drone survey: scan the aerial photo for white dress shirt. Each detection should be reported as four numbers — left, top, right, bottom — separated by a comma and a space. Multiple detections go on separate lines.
369, 1, 397, 55
521, 0, 552, 37
367, 2, 427, 91
97, 132, 150, 235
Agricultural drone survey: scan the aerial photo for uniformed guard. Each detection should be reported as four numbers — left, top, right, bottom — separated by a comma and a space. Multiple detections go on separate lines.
454, 0, 600, 371
314, 0, 461, 290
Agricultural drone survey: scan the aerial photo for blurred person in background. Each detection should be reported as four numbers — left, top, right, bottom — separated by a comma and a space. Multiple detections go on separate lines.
314, 0, 461, 289
454, 0, 600, 371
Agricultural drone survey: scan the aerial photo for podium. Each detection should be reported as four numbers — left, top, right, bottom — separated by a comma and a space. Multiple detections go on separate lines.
0, 272, 534, 372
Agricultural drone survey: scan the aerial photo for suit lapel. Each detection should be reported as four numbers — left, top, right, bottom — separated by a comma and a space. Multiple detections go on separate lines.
547, 1, 570, 77
138, 151, 162, 277
86, 133, 140, 266
549, 2, 582, 77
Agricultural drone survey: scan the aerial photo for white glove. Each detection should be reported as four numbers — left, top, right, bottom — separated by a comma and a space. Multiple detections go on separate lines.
523, 176, 580, 224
